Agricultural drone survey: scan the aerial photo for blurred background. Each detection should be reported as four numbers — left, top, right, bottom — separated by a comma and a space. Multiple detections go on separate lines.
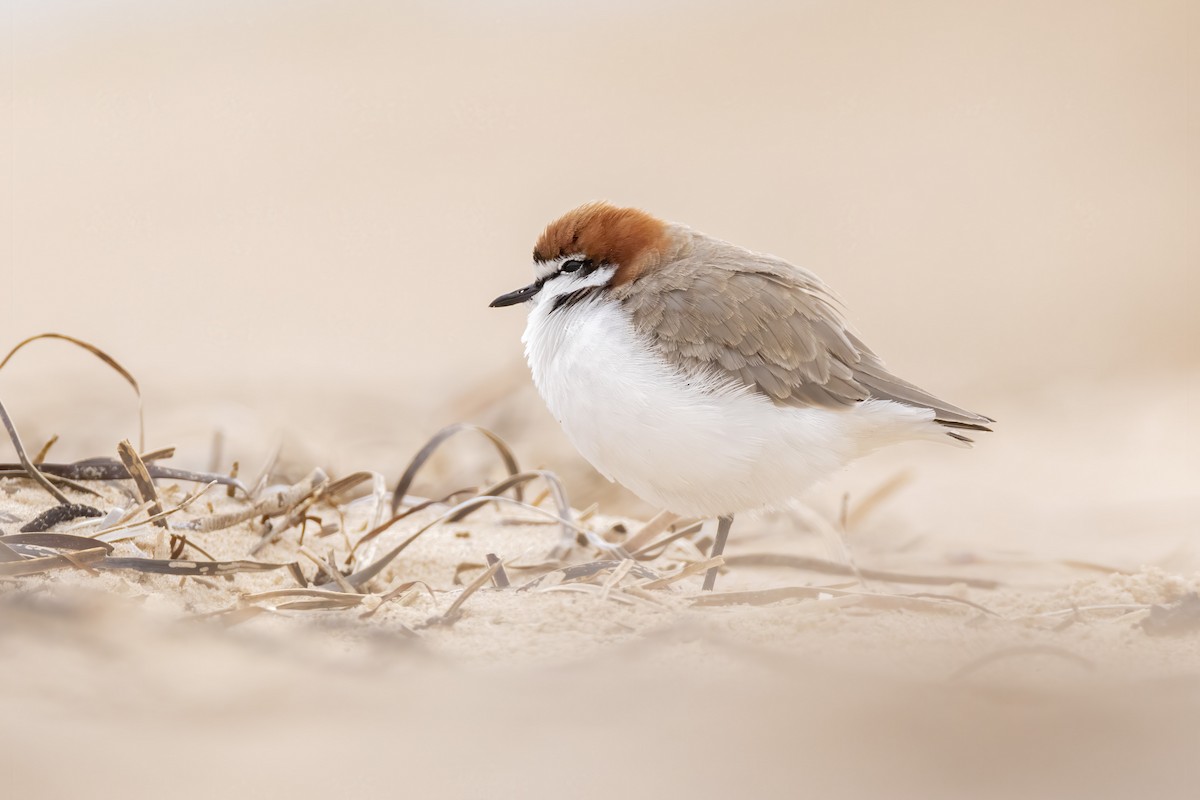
3, 0, 1196, 556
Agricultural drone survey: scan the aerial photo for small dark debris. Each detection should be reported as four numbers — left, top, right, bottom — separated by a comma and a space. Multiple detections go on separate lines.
20, 504, 103, 533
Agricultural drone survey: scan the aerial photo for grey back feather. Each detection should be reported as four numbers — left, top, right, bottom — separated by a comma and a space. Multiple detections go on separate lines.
617, 226, 992, 430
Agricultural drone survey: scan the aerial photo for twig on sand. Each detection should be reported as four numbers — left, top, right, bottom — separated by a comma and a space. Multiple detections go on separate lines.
390, 423, 522, 515
0, 397, 70, 505
723, 553, 1000, 589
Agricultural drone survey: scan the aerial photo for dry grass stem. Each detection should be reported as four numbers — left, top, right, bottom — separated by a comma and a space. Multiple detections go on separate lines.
0, 397, 71, 505
621, 510, 681, 553
390, 423, 522, 515
0, 332, 146, 450
32, 434, 58, 465
422, 558, 504, 627
724, 553, 1000, 589
117, 440, 166, 526
177, 470, 327, 533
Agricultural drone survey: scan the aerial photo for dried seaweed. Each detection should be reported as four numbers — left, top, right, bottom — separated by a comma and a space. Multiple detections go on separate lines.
520, 559, 661, 590
0, 397, 71, 505
0, 539, 23, 563
32, 434, 58, 465
348, 488, 478, 560
96, 557, 299, 577
485, 553, 509, 589
1, 532, 116, 553
243, 588, 366, 610
116, 440, 166, 526
631, 521, 705, 560
723, 553, 1000, 589
19, 504, 103, 532
640, 557, 722, 590
421, 558, 503, 628
0, 332, 146, 451
249, 442, 282, 500
0, 546, 110, 576
390, 423, 521, 515
0, 467, 99, 496
175, 469, 327, 533
444, 470, 575, 558
340, 496, 624, 591
324, 471, 375, 502
92, 482, 216, 541
140, 447, 175, 462
0, 460, 245, 491
622, 510, 681, 553
357, 579, 438, 619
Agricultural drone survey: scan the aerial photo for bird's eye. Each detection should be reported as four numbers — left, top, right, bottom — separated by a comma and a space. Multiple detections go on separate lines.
560, 259, 588, 273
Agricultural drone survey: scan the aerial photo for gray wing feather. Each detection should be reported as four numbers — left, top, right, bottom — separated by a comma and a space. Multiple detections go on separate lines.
621, 231, 992, 430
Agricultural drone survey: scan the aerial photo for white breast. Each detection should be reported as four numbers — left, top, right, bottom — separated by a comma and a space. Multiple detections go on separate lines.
523, 297, 938, 518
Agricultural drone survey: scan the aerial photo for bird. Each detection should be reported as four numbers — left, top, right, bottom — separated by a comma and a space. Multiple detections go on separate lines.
490, 202, 992, 590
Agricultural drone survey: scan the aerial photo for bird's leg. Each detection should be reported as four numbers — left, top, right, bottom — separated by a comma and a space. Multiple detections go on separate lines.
702, 514, 734, 591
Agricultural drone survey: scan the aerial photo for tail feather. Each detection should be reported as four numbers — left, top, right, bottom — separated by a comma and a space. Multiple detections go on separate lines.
846, 339, 994, 442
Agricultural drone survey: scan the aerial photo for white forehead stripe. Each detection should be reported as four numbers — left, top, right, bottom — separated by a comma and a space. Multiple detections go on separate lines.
535, 252, 588, 281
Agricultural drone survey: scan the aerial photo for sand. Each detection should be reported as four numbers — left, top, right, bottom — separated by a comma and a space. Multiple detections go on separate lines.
3, 364, 1200, 799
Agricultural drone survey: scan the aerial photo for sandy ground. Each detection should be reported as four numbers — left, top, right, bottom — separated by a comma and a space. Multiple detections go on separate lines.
3, 1, 1199, 797
3, 364, 1199, 799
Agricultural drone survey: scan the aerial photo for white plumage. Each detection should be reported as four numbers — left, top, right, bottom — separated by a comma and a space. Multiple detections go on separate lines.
523, 281, 948, 519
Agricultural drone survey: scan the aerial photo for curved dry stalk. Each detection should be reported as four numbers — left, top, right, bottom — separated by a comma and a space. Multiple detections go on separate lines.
348, 487, 477, 560
445, 470, 575, 558
723, 553, 1001, 589
32, 434, 58, 465
390, 423, 521, 515
0, 397, 70, 505
337, 495, 624, 591
0, 332, 145, 451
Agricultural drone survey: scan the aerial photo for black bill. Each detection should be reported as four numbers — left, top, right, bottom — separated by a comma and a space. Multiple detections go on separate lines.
489, 282, 541, 307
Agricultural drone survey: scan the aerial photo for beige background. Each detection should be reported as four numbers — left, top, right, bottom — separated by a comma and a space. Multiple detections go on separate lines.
4, 4, 1196, 390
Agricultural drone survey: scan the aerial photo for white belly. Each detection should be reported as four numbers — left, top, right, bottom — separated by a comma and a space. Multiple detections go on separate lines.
523, 299, 936, 518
